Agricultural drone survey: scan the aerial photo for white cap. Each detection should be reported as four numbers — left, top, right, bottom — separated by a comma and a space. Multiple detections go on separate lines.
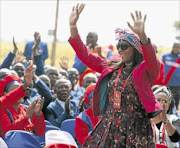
45, 130, 78, 148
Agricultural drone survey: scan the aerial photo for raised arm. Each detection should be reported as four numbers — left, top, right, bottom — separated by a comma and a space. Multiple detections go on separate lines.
69, 3, 85, 38
128, 11, 160, 83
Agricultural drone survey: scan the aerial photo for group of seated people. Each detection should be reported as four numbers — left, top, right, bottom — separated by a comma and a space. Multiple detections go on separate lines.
0, 36, 179, 148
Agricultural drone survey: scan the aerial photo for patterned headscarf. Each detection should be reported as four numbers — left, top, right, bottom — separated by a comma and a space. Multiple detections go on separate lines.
115, 28, 142, 54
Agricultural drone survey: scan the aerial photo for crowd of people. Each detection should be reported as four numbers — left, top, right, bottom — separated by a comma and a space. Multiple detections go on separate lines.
0, 3, 180, 148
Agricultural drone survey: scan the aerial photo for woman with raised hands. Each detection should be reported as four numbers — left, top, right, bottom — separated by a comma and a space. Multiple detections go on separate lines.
68, 3, 162, 147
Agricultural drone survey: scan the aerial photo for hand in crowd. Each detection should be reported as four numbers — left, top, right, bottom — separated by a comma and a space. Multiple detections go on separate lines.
14, 51, 26, 64
23, 61, 35, 88
26, 99, 37, 119
32, 34, 41, 56
59, 56, 69, 71
78, 95, 84, 112
95, 45, 103, 57
13, 37, 18, 54
159, 103, 168, 122
34, 97, 44, 117
69, 3, 85, 26
65, 97, 71, 114
127, 10, 147, 41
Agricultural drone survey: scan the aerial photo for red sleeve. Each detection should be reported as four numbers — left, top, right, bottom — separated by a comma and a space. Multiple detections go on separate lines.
32, 113, 46, 136
0, 85, 26, 112
0, 111, 29, 138
75, 118, 90, 146
141, 40, 161, 85
68, 35, 106, 74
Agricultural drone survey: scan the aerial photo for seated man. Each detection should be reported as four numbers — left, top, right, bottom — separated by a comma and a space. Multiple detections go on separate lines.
45, 79, 79, 127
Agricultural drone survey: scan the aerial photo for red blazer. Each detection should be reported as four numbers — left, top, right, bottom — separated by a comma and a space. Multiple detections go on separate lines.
69, 35, 162, 118
0, 104, 45, 138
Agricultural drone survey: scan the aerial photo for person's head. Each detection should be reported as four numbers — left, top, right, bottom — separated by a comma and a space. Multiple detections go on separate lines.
54, 79, 72, 102
152, 85, 175, 114
45, 67, 61, 88
83, 73, 98, 88
34, 32, 41, 42
39, 74, 51, 88
59, 69, 69, 79
0, 68, 11, 81
171, 42, 180, 56
84, 83, 96, 108
12, 63, 25, 77
115, 28, 143, 67
0, 75, 23, 107
68, 68, 79, 88
86, 32, 98, 49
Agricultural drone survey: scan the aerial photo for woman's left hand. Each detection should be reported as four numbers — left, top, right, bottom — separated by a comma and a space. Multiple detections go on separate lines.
127, 10, 147, 40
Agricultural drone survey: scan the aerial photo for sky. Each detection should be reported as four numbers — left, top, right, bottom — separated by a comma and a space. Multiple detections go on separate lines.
0, 0, 180, 48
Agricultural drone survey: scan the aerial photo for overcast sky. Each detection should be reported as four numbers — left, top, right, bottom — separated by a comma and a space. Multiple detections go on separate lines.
1, 0, 180, 47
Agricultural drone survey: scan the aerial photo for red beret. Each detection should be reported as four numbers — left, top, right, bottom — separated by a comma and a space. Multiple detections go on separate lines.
0, 75, 21, 97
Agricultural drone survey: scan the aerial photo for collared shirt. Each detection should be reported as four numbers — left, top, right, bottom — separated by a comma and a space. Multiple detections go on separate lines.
56, 99, 65, 110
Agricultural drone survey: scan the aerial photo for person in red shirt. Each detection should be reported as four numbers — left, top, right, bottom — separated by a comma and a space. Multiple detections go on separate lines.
0, 71, 45, 138
75, 83, 99, 146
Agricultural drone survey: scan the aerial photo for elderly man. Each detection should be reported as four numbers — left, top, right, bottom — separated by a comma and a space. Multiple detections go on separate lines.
45, 79, 79, 128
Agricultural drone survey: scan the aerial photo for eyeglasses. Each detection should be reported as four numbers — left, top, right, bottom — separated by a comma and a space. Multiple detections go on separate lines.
116, 43, 132, 51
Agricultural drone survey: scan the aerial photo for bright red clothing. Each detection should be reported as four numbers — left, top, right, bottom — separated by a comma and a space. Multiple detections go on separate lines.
69, 35, 162, 118
0, 104, 45, 138
75, 108, 99, 145
0, 86, 26, 113
154, 59, 165, 85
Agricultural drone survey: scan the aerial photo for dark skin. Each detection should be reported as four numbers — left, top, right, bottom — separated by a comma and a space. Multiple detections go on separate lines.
12, 64, 25, 77
55, 82, 71, 102
68, 68, 79, 91
172, 42, 180, 56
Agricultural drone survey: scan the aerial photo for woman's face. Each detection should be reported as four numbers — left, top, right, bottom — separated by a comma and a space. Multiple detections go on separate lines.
117, 40, 134, 63
155, 92, 170, 113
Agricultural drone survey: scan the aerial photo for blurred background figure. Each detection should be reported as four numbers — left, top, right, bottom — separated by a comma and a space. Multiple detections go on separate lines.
162, 42, 180, 110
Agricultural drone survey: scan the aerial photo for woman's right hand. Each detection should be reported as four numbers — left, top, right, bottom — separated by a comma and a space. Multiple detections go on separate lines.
69, 3, 85, 26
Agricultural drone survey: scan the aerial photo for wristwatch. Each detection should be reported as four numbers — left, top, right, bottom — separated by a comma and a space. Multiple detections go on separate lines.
163, 119, 169, 125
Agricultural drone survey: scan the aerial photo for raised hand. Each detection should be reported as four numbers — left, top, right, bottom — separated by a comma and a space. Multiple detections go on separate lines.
69, 3, 85, 26
13, 37, 18, 54
14, 51, 26, 64
34, 97, 44, 117
26, 99, 37, 119
59, 56, 69, 70
159, 103, 168, 122
127, 10, 147, 40
23, 60, 35, 87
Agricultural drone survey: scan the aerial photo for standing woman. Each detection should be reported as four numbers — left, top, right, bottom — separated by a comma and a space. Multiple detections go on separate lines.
68, 3, 162, 147
152, 85, 180, 148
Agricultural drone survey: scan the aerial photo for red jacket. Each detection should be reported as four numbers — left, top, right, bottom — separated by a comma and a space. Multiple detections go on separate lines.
75, 107, 99, 145
0, 104, 45, 138
69, 35, 162, 118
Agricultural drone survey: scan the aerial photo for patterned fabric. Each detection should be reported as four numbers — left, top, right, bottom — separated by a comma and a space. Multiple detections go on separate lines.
115, 28, 142, 54
83, 68, 155, 148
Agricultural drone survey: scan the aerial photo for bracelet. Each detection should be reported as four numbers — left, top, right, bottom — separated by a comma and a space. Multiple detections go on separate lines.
140, 36, 148, 42
70, 25, 77, 28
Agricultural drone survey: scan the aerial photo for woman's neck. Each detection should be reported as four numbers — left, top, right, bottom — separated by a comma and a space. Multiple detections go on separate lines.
124, 62, 133, 70
152, 116, 162, 124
